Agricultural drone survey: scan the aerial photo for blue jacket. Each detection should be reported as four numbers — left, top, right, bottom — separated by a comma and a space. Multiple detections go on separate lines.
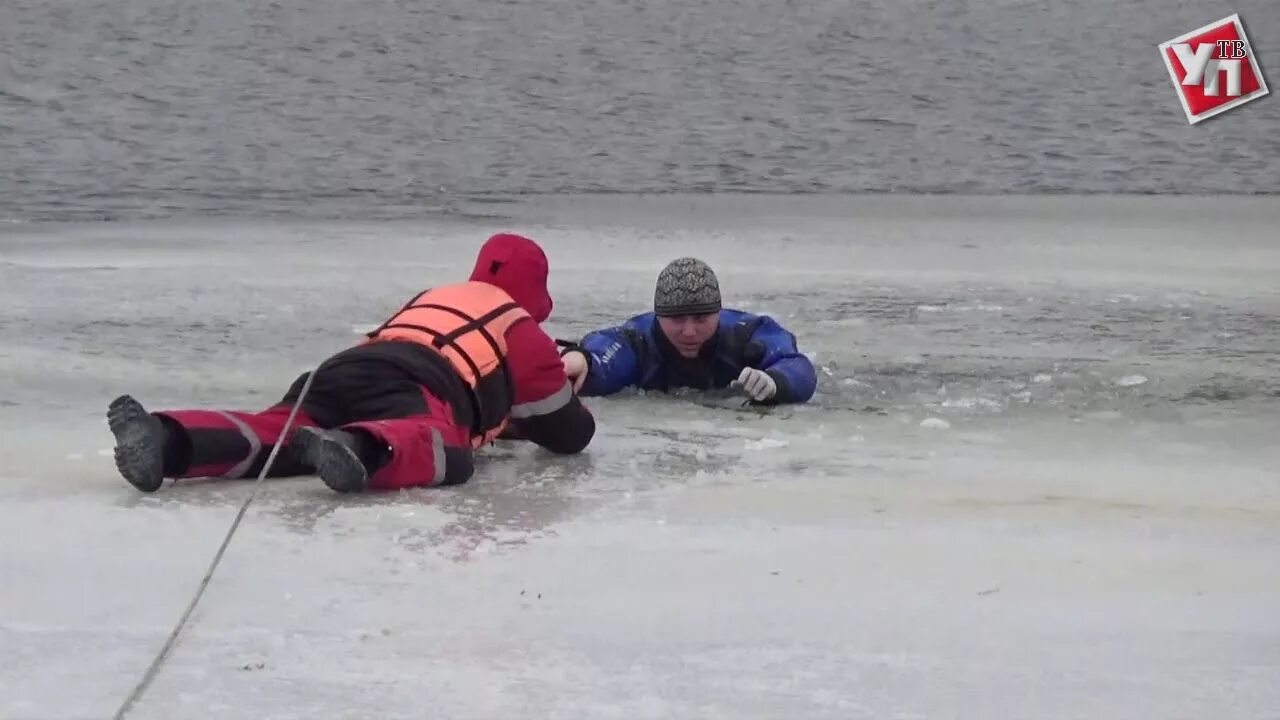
569, 309, 817, 405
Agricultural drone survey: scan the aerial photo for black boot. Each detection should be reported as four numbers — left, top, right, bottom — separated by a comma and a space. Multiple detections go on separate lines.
293, 427, 372, 494
106, 395, 167, 492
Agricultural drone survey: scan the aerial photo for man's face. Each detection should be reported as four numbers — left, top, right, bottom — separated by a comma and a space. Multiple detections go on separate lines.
657, 313, 719, 357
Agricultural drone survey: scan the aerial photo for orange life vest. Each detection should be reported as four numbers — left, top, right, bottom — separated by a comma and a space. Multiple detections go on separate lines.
363, 281, 530, 448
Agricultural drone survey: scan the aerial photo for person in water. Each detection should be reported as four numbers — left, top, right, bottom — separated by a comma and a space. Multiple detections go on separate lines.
107, 233, 596, 494
558, 257, 817, 405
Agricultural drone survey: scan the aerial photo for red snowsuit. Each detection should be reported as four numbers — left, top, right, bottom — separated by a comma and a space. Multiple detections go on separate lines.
147, 233, 594, 490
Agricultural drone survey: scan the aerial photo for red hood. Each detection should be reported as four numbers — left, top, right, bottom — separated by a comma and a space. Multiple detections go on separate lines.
468, 233, 553, 323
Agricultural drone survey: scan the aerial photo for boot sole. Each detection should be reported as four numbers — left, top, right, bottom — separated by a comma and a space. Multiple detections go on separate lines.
107, 395, 165, 492
294, 427, 369, 494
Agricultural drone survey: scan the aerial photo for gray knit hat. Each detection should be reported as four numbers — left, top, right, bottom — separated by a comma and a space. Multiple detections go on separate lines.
653, 257, 722, 316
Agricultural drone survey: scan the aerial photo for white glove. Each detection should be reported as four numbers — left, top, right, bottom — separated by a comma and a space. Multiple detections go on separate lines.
734, 367, 777, 401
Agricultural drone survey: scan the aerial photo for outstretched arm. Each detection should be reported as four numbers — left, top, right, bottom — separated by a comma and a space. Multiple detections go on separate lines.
562, 318, 651, 396
503, 319, 596, 454
748, 316, 817, 404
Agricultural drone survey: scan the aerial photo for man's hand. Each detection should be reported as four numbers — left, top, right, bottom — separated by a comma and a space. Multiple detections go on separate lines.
562, 350, 589, 392
497, 423, 526, 441
733, 367, 777, 401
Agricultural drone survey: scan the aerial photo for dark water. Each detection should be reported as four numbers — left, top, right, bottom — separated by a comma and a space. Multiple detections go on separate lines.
1, 0, 1278, 222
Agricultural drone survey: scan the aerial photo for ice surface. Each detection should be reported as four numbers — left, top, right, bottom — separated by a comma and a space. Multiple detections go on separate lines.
2, 196, 1278, 719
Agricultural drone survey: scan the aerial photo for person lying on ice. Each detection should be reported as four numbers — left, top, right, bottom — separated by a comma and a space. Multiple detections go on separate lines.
558, 257, 817, 405
106, 233, 596, 494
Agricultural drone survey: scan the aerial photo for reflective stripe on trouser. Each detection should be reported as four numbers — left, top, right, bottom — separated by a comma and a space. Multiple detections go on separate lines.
157, 406, 318, 479
341, 388, 475, 490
